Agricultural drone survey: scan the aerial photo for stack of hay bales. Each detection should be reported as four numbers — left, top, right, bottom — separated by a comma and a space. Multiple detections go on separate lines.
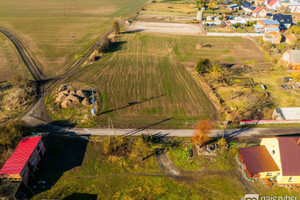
54, 85, 93, 108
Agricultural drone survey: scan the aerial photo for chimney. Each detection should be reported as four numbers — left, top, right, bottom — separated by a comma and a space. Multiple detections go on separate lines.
297, 138, 300, 145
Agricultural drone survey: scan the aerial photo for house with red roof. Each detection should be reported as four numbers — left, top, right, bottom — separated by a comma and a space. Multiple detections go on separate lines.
0, 136, 45, 184
267, 0, 280, 10
239, 136, 300, 185
252, 6, 268, 17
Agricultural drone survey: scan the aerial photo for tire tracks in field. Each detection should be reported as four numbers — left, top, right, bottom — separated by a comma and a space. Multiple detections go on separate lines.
0, 1, 153, 127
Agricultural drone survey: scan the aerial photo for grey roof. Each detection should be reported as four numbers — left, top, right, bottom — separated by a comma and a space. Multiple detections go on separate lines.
276, 107, 300, 120
265, 27, 280, 32
262, 20, 280, 25
272, 14, 293, 25
242, 1, 256, 9
291, 50, 300, 63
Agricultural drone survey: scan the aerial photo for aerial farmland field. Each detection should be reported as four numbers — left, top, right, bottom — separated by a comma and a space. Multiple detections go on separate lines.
61, 33, 266, 128
0, 34, 30, 81
0, 0, 148, 77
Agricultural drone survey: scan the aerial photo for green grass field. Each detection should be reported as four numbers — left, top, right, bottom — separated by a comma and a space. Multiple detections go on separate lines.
0, 0, 148, 77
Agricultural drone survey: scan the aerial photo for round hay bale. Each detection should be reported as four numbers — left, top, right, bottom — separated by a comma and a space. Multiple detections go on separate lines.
69, 90, 76, 96
82, 98, 91, 106
58, 84, 68, 92
55, 92, 68, 103
67, 94, 83, 104
76, 90, 90, 98
61, 99, 73, 108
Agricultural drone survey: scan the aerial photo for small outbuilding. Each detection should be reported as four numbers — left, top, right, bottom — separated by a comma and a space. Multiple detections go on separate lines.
281, 50, 300, 70
272, 107, 300, 120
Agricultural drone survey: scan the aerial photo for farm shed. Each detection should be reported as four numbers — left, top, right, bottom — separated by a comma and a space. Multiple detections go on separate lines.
0, 136, 45, 184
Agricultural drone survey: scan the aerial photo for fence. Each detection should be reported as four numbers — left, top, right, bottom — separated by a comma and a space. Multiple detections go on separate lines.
240, 119, 300, 125
206, 32, 264, 37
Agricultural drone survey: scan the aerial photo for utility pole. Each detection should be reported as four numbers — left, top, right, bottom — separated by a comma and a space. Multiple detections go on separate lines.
91, 88, 96, 116
108, 117, 116, 135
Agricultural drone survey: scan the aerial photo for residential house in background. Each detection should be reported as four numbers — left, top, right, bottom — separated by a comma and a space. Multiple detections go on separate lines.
241, 1, 257, 13
265, 26, 280, 32
282, 50, 300, 70
255, 0, 266, 5
252, 6, 269, 17
263, 32, 282, 43
227, 4, 240, 11
258, 19, 280, 28
254, 19, 280, 32
0, 136, 45, 184
285, 2, 300, 13
267, 0, 281, 10
285, 34, 297, 44
272, 13, 293, 29
239, 137, 300, 185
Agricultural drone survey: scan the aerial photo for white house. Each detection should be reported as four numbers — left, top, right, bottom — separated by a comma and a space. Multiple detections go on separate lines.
267, 0, 281, 10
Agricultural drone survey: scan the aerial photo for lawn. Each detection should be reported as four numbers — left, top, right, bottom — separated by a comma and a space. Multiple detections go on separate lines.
31, 135, 203, 200
0, 0, 148, 77
245, 71, 300, 108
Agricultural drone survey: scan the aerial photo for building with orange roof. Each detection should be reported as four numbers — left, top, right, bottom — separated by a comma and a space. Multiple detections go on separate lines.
239, 136, 300, 185
252, 6, 268, 17
263, 32, 282, 43
285, 34, 297, 44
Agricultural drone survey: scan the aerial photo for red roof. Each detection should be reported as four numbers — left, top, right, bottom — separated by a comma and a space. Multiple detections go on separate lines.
268, 0, 277, 6
252, 6, 268, 13
0, 136, 42, 176
239, 145, 279, 174
278, 137, 300, 176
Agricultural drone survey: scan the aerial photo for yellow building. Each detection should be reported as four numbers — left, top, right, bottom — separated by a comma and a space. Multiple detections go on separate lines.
239, 137, 300, 185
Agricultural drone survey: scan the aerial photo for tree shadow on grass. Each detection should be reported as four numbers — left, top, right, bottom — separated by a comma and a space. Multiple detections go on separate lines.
105, 41, 127, 53
28, 135, 89, 198
63, 193, 97, 200
99, 94, 165, 115
121, 29, 143, 34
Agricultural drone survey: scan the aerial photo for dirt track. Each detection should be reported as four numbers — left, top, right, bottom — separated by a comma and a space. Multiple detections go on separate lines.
128, 22, 205, 35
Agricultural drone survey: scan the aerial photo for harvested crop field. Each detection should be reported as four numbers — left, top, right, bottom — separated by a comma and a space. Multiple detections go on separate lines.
0, 34, 30, 81
128, 22, 205, 35
68, 33, 218, 128
0, 0, 148, 76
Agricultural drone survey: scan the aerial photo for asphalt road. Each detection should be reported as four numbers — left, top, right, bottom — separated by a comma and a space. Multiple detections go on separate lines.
38, 124, 300, 138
